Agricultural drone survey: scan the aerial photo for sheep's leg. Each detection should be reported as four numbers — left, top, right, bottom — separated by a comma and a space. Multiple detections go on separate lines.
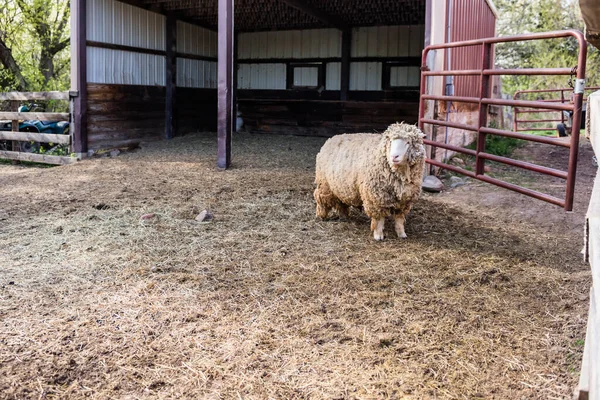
314, 186, 332, 219
394, 214, 407, 239
370, 217, 385, 241
393, 205, 413, 239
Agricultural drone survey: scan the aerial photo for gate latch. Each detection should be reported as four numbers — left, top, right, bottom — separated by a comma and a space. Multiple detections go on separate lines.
574, 78, 586, 94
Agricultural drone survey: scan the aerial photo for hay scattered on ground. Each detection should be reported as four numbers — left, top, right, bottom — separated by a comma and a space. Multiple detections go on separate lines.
0, 132, 592, 399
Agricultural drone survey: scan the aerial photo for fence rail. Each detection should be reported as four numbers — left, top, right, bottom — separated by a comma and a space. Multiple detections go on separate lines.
0, 91, 77, 165
513, 86, 600, 133
419, 29, 587, 211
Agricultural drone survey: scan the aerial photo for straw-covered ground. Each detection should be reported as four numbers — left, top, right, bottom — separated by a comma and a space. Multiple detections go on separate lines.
0, 132, 593, 399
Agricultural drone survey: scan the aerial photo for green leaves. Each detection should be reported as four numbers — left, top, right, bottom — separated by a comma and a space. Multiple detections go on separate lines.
495, 0, 600, 95
0, 0, 70, 91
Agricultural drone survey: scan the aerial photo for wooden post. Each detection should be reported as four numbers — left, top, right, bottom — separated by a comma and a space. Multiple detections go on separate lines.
71, 0, 87, 156
580, 90, 600, 400
217, 0, 234, 169
10, 100, 18, 160
165, 13, 177, 139
233, 31, 238, 132
340, 30, 351, 101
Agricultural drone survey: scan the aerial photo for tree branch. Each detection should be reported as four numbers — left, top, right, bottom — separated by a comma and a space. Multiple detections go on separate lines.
0, 36, 28, 90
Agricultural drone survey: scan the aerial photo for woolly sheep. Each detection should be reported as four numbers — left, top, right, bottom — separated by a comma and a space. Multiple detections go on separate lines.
314, 122, 426, 241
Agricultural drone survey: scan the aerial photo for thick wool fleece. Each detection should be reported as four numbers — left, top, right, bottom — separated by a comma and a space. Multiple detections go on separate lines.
314, 123, 426, 220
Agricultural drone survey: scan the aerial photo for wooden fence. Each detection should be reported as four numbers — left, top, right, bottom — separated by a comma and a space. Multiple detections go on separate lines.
0, 91, 78, 165
581, 90, 600, 400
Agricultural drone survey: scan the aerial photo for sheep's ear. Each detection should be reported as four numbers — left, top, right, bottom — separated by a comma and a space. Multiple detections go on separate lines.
409, 144, 426, 165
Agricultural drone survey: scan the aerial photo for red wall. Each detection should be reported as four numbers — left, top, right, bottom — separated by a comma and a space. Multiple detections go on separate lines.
448, 0, 497, 97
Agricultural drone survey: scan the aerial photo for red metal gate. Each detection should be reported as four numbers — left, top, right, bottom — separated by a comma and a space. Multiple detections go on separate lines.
419, 30, 588, 211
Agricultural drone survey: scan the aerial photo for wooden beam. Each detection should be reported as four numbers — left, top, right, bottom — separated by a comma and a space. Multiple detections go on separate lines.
279, 0, 349, 32
0, 112, 70, 121
0, 150, 78, 165
0, 91, 70, 101
0, 131, 71, 144
165, 13, 177, 140
233, 31, 239, 132
340, 30, 351, 101
217, 0, 234, 169
424, 0, 432, 47
71, 0, 87, 155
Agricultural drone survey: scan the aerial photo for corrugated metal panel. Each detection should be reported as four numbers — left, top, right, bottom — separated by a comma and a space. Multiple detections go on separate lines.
87, 0, 165, 50
352, 25, 425, 57
87, 47, 165, 86
177, 59, 216, 88
177, 21, 217, 57
237, 64, 286, 89
238, 29, 342, 59
390, 66, 421, 87
326, 63, 341, 90
293, 66, 318, 87
350, 62, 382, 91
449, 0, 497, 97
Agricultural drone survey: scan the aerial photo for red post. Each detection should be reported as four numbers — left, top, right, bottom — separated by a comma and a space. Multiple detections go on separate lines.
475, 43, 492, 176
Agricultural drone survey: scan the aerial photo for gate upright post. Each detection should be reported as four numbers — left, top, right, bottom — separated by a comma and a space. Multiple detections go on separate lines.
475, 43, 492, 176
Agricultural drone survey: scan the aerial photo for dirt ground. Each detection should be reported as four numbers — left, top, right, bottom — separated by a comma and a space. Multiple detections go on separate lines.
0, 132, 594, 399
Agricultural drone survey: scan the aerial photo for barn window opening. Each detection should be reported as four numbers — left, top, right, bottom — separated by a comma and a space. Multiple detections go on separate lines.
383, 62, 421, 90
287, 63, 325, 90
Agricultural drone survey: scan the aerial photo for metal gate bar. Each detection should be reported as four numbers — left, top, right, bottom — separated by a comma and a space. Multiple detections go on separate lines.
513, 86, 600, 133
418, 30, 587, 211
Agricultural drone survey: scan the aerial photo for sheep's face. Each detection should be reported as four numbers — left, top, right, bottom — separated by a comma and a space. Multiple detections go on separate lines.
388, 138, 410, 167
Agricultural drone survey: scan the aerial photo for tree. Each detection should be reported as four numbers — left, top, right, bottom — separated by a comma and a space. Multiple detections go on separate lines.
495, 0, 600, 96
0, 0, 70, 91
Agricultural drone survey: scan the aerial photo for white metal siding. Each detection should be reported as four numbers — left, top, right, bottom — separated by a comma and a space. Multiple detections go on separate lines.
238, 29, 342, 59
390, 66, 421, 87
350, 62, 382, 91
352, 25, 424, 57
350, 25, 424, 90
326, 63, 341, 90
238, 64, 287, 90
177, 59, 217, 88
87, 47, 166, 86
176, 21, 217, 88
87, 0, 165, 50
177, 21, 217, 57
237, 26, 424, 91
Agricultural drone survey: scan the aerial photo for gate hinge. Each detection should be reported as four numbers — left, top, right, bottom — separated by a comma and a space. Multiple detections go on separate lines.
574, 79, 586, 94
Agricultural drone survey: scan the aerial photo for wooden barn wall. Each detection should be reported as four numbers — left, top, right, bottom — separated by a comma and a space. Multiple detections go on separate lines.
87, 84, 216, 150
85, 0, 218, 149
238, 99, 420, 136
237, 25, 423, 136
237, 25, 424, 91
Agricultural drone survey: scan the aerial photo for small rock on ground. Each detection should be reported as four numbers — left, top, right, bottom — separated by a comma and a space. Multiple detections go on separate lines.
422, 175, 444, 192
195, 210, 214, 222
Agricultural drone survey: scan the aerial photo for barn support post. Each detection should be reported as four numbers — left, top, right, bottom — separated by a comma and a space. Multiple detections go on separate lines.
233, 32, 239, 132
165, 12, 177, 140
217, 0, 234, 169
340, 30, 351, 101
70, 0, 87, 156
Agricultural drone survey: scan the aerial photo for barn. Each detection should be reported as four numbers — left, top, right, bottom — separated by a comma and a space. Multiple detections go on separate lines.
69, 0, 497, 168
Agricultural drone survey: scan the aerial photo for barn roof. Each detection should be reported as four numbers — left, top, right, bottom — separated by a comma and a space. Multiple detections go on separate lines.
130, 0, 427, 32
